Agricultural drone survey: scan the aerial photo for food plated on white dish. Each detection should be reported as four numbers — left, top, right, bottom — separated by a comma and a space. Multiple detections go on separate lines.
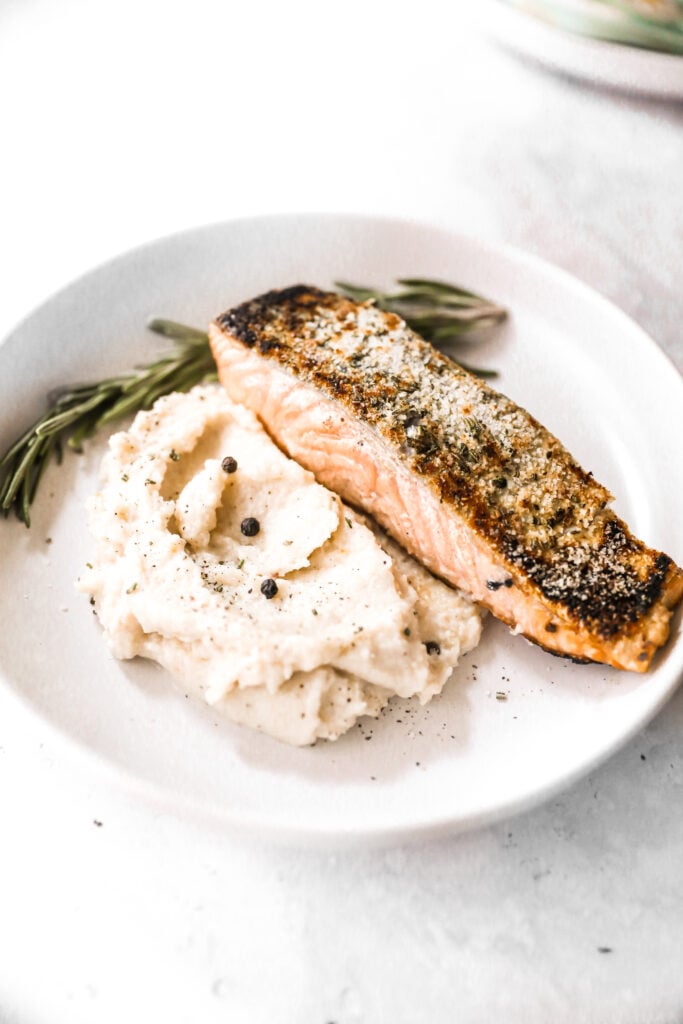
0, 215, 681, 842
483, 0, 683, 99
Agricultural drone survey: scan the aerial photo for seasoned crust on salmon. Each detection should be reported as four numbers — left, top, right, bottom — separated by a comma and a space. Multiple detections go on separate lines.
209, 285, 683, 673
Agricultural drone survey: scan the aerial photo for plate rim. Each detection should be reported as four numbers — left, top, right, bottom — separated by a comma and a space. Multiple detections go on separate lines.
1, 211, 681, 846
482, 0, 683, 100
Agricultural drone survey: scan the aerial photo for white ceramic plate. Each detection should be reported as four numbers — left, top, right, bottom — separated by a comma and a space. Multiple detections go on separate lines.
0, 214, 681, 845
483, 1, 683, 100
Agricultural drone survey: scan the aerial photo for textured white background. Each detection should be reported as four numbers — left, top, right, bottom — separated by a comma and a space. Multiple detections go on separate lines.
0, 2, 682, 1022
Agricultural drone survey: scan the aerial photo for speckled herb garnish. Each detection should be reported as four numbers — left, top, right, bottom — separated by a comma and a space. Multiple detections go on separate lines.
0, 277, 506, 527
336, 277, 505, 377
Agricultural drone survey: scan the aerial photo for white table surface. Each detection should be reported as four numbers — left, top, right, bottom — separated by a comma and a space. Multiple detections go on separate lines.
1, 3, 682, 1022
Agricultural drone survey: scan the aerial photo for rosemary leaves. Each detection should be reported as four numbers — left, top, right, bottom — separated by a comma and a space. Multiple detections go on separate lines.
0, 277, 506, 527
0, 320, 215, 526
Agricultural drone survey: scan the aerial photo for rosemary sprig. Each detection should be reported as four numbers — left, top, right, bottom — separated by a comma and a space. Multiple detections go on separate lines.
336, 277, 505, 377
0, 320, 215, 526
0, 277, 507, 527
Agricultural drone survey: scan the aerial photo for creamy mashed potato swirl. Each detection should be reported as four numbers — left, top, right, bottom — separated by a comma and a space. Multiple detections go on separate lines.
79, 386, 482, 745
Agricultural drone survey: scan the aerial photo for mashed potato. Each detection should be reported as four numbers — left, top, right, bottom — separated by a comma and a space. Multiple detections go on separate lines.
78, 385, 482, 745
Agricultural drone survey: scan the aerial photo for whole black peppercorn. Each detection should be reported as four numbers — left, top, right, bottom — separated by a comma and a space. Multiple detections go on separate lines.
261, 578, 278, 599
241, 517, 260, 537
425, 641, 441, 655
222, 456, 238, 474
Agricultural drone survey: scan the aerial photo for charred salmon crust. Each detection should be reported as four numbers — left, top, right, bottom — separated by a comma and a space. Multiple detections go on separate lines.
210, 286, 683, 672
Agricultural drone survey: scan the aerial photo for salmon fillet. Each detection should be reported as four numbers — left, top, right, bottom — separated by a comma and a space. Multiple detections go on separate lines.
208, 286, 683, 673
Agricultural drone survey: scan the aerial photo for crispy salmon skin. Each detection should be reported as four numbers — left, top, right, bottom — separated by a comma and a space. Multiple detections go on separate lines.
209, 286, 683, 672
